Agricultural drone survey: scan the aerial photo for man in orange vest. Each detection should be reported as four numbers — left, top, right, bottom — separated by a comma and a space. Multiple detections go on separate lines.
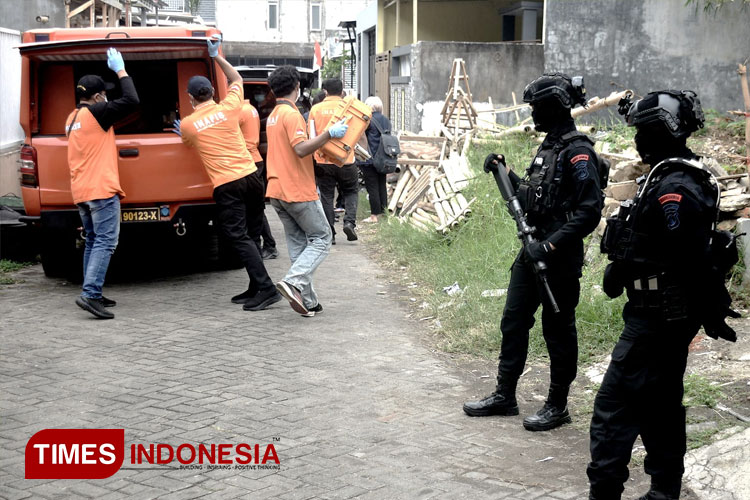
178, 36, 281, 311
66, 48, 139, 319
238, 100, 278, 259
265, 66, 347, 317
308, 78, 360, 243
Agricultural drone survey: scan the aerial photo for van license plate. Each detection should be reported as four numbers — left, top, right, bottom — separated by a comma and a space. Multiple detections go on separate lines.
121, 208, 159, 223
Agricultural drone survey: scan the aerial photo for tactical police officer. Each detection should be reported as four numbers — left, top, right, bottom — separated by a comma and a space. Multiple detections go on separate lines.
588, 90, 739, 500
463, 73, 604, 431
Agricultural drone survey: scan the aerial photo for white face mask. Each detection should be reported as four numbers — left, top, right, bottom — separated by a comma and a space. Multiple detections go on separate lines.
98, 93, 108, 103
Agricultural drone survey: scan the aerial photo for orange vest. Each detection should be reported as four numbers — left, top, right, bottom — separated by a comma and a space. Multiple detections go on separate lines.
66, 107, 124, 204
239, 101, 263, 164
266, 99, 318, 203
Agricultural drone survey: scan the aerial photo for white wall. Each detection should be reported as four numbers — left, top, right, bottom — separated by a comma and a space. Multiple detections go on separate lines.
0, 27, 24, 150
217, 0, 373, 43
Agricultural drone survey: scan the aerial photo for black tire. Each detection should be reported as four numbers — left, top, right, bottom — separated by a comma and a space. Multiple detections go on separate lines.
40, 227, 83, 282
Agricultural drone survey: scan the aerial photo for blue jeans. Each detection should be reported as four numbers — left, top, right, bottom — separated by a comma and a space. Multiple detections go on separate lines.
78, 195, 120, 299
270, 198, 331, 308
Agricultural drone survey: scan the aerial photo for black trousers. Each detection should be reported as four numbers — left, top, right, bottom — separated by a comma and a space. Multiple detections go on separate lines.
252, 161, 276, 250
360, 164, 388, 216
497, 256, 580, 388
587, 311, 700, 499
315, 163, 359, 235
213, 173, 274, 292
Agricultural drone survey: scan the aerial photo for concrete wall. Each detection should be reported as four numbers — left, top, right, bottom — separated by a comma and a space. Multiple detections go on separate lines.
545, 0, 750, 114
0, 0, 65, 32
397, 41, 543, 133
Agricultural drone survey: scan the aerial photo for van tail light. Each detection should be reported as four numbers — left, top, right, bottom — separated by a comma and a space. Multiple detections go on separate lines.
19, 144, 39, 188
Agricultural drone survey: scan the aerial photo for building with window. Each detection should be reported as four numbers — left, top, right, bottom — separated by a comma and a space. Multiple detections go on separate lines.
217, 0, 374, 82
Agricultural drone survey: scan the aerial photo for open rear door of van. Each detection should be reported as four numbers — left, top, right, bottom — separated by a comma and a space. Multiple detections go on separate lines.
19, 36, 225, 210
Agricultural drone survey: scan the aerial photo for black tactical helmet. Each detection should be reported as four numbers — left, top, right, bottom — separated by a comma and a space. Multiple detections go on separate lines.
619, 90, 704, 138
522, 73, 587, 109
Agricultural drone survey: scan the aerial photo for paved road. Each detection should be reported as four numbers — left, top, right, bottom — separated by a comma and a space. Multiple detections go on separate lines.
2, 211, 642, 500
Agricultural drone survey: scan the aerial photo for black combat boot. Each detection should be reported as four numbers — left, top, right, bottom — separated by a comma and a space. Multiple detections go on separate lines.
637, 477, 681, 500
522, 383, 571, 431
463, 381, 518, 417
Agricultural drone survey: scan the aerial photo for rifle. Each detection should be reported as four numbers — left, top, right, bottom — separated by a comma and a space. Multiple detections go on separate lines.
484, 155, 560, 313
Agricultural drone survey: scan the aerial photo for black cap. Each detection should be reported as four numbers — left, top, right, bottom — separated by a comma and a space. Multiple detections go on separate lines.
76, 75, 115, 98
187, 76, 213, 97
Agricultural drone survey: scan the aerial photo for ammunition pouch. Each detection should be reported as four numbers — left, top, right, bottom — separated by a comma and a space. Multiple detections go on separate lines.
627, 274, 689, 322
600, 201, 638, 261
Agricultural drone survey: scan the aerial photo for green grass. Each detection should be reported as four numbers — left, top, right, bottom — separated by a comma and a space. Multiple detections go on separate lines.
374, 133, 625, 361
0, 259, 33, 285
683, 374, 723, 408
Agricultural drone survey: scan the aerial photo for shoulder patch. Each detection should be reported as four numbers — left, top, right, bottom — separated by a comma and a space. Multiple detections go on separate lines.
570, 154, 589, 164
662, 202, 681, 230
659, 193, 683, 204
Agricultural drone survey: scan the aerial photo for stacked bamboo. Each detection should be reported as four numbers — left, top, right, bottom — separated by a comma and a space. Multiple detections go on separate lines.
387, 135, 476, 233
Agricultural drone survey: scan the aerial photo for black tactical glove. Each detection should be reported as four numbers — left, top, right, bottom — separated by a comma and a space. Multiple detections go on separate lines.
525, 240, 553, 262
483, 153, 506, 173
703, 306, 741, 342
602, 262, 625, 299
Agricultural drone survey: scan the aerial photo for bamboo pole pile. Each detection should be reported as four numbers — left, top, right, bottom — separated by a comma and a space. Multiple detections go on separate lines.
386, 134, 476, 233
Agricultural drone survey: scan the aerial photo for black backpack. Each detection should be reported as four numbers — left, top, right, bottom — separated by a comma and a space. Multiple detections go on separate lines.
371, 118, 400, 174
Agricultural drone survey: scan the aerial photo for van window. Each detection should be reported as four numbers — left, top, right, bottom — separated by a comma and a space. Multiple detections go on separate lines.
36, 58, 208, 136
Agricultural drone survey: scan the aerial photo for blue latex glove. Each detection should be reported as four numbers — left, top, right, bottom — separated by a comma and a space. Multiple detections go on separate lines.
207, 34, 222, 58
172, 119, 182, 136
107, 47, 125, 73
328, 119, 348, 139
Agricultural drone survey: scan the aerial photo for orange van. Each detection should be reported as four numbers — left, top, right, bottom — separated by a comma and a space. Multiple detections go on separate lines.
17, 25, 234, 278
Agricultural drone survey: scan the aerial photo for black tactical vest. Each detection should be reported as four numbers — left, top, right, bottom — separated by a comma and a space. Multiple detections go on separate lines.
600, 157, 720, 267
518, 131, 599, 219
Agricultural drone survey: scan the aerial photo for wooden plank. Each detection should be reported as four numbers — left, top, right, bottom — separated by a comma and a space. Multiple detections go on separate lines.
68, 0, 95, 20
397, 158, 440, 166
398, 135, 446, 144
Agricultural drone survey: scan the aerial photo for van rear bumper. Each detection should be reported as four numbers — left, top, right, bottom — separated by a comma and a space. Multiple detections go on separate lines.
33, 203, 219, 230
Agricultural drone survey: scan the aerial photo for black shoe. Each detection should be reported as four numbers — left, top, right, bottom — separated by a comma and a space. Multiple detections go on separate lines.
231, 287, 257, 304
75, 296, 114, 319
522, 403, 571, 431
261, 247, 279, 260
637, 493, 679, 500
331, 235, 336, 245
463, 391, 519, 417
343, 222, 358, 241
243, 289, 283, 311
100, 296, 116, 307
301, 303, 323, 317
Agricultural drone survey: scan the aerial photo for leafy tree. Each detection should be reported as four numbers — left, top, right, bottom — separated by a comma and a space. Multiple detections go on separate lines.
322, 56, 344, 80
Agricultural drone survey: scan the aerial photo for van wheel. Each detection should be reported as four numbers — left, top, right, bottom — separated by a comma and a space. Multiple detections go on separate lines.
40, 228, 83, 282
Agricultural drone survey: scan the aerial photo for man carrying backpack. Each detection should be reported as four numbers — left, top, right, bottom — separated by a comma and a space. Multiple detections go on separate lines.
360, 96, 396, 223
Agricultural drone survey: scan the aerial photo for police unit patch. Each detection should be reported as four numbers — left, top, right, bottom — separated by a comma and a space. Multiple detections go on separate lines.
571, 154, 590, 181
662, 202, 681, 230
